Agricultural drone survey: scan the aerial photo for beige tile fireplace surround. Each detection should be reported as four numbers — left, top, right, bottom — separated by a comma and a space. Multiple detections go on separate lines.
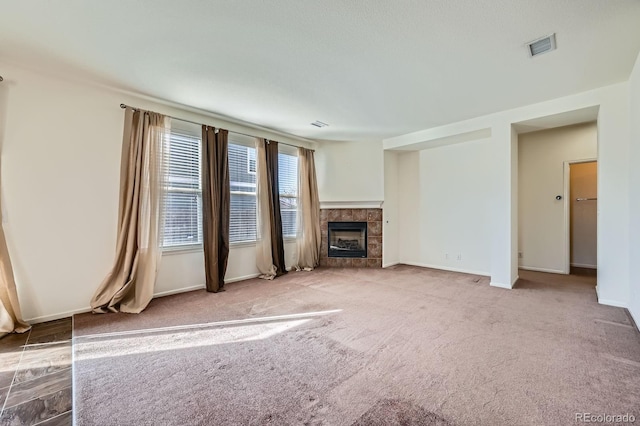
319, 207, 383, 268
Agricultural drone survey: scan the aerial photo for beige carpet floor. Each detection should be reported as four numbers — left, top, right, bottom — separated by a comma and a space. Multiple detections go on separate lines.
72, 266, 640, 426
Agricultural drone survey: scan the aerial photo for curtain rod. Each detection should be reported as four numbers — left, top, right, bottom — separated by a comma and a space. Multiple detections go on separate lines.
119, 103, 312, 151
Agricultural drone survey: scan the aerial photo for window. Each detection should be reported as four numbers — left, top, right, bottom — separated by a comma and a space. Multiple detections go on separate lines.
228, 139, 299, 243
247, 147, 257, 174
163, 130, 203, 248
278, 149, 298, 239
229, 140, 257, 243
161, 125, 298, 248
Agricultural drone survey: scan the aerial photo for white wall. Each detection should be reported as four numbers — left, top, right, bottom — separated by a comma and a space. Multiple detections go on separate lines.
0, 62, 309, 322
510, 125, 519, 284
385, 82, 631, 303
518, 123, 597, 273
629, 52, 640, 326
397, 152, 420, 265
395, 139, 493, 275
382, 151, 399, 267
315, 140, 384, 203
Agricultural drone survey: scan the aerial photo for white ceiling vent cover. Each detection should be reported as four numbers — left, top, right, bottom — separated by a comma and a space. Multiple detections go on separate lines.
528, 34, 557, 57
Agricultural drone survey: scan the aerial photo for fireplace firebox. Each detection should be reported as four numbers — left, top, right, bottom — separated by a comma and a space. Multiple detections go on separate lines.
328, 222, 367, 258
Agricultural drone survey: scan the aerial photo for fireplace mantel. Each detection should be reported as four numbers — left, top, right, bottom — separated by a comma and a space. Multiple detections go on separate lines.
320, 201, 383, 210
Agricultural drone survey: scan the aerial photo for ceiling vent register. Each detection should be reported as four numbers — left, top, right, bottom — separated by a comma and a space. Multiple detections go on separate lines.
528, 33, 557, 57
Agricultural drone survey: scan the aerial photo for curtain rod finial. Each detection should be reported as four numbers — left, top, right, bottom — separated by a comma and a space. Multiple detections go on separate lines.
0, 76, 3, 82
120, 103, 126, 109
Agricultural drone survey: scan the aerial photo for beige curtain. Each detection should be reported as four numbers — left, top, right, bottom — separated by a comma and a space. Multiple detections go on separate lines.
0, 79, 30, 336
255, 139, 277, 279
294, 147, 321, 270
0, 226, 30, 335
90, 108, 169, 314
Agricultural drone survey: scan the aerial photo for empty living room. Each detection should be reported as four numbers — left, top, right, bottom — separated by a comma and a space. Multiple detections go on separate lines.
1, 1, 640, 425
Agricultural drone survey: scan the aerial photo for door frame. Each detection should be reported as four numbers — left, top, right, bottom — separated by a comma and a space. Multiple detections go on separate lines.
562, 158, 597, 274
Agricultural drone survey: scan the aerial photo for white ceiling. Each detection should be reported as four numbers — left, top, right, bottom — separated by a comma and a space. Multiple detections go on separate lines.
1, 1, 639, 142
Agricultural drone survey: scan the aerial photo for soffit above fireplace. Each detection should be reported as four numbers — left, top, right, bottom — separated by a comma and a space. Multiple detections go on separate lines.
320, 201, 383, 209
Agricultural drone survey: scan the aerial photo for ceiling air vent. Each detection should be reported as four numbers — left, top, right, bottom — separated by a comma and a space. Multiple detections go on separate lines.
528, 33, 556, 57
311, 121, 329, 128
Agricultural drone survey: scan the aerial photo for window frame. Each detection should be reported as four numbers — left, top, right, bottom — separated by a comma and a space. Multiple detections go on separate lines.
160, 125, 301, 251
161, 124, 204, 252
277, 145, 299, 241
229, 135, 259, 245
247, 146, 257, 175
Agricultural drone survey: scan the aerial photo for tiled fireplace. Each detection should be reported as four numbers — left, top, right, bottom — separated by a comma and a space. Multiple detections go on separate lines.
320, 208, 382, 268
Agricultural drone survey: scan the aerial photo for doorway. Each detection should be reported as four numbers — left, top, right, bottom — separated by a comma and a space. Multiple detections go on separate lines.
517, 122, 598, 275
565, 160, 597, 274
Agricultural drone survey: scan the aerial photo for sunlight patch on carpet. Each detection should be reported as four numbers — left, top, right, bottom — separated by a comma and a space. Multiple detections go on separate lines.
75, 318, 311, 360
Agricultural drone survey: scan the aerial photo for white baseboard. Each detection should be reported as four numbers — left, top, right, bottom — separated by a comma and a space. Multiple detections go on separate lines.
401, 261, 489, 277
157, 273, 261, 295
490, 281, 512, 289
225, 273, 261, 283
26, 275, 262, 324
594, 285, 628, 308
570, 263, 597, 269
26, 307, 91, 324
519, 266, 566, 274
382, 261, 400, 268
597, 298, 628, 308
153, 284, 205, 298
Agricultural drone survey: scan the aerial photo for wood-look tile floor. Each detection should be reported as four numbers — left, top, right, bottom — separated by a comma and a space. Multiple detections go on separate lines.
0, 318, 72, 426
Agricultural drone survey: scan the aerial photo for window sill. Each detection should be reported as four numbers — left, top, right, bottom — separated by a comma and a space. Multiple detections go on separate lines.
162, 245, 203, 255
162, 237, 297, 254
230, 240, 257, 248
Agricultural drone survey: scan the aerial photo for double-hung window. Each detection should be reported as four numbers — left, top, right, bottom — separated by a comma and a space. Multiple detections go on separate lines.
161, 124, 299, 249
163, 124, 203, 249
228, 135, 258, 243
278, 147, 298, 239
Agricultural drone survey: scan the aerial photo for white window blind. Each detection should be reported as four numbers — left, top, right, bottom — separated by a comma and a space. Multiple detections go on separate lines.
163, 130, 203, 248
161, 127, 299, 248
247, 147, 257, 174
229, 141, 257, 243
278, 150, 298, 239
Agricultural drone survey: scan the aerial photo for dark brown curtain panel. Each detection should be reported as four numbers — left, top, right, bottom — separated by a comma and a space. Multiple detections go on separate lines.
265, 141, 288, 277
201, 126, 230, 292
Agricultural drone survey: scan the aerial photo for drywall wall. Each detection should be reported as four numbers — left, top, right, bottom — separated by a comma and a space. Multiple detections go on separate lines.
518, 123, 597, 273
394, 139, 493, 276
510, 125, 519, 285
0, 62, 307, 322
570, 161, 598, 269
382, 151, 399, 267
629, 52, 640, 326
418, 139, 492, 275
385, 82, 630, 304
397, 151, 420, 265
594, 86, 630, 307
315, 140, 384, 203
